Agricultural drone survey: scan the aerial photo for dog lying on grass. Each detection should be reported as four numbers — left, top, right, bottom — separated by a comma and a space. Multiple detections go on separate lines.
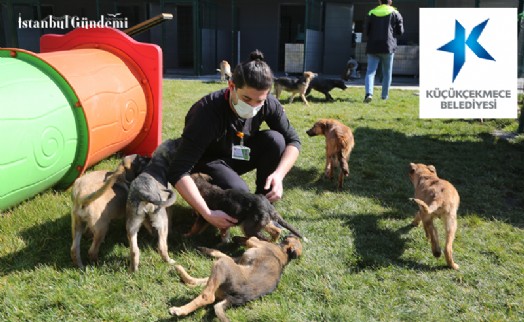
70, 154, 149, 268
306, 119, 355, 189
187, 173, 304, 242
273, 71, 317, 106
305, 77, 348, 101
409, 163, 460, 270
126, 139, 179, 272
169, 235, 302, 321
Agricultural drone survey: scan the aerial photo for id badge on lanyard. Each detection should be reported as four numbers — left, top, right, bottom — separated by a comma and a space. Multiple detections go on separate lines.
232, 131, 250, 161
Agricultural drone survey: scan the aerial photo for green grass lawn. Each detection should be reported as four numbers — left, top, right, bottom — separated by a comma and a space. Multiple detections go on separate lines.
1, 79, 523, 321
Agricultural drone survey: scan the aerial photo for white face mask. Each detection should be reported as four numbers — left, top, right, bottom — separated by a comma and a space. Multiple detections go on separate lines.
231, 88, 263, 119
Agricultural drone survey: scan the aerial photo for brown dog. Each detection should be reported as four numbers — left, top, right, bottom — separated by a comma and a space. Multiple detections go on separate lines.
70, 154, 149, 268
306, 119, 355, 189
169, 235, 302, 321
216, 60, 232, 82
408, 163, 460, 270
274, 71, 317, 105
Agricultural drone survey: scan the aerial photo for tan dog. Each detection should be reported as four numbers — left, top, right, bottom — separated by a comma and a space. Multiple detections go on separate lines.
216, 60, 232, 82
169, 235, 302, 321
306, 119, 355, 189
274, 71, 317, 105
408, 163, 460, 270
70, 154, 149, 268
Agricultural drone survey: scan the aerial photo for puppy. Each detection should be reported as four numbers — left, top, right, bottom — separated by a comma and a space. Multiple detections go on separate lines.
306, 119, 355, 189
169, 235, 302, 321
408, 163, 460, 270
273, 71, 317, 106
305, 77, 348, 101
187, 173, 303, 242
70, 154, 149, 268
342, 57, 360, 81
126, 139, 179, 272
216, 60, 232, 82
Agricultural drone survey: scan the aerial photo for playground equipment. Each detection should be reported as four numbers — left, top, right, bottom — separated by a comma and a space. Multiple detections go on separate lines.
0, 16, 171, 211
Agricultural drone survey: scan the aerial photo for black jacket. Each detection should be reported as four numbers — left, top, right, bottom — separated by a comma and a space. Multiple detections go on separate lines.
365, 5, 404, 54
168, 88, 301, 185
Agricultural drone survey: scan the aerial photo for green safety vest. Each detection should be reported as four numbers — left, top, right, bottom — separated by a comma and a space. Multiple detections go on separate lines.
368, 4, 398, 17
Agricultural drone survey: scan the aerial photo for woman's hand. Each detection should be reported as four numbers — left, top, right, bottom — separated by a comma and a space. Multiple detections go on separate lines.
203, 210, 238, 229
264, 172, 284, 202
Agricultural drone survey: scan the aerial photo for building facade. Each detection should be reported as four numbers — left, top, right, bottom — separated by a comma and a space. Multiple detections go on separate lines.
1, 0, 523, 76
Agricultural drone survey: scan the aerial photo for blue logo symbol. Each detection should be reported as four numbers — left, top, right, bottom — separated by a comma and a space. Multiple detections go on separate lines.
438, 19, 495, 82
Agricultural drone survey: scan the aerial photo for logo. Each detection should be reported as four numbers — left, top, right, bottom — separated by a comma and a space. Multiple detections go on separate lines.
18, 13, 128, 30
419, 8, 517, 119
438, 19, 495, 82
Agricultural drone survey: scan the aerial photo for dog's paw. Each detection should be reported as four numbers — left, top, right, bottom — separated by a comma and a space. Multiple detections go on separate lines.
450, 263, 460, 270
167, 258, 176, 265
169, 306, 186, 316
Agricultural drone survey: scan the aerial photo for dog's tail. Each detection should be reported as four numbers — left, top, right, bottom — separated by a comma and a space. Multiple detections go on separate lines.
270, 211, 304, 239
410, 198, 438, 215
136, 186, 177, 208
174, 264, 207, 286
76, 159, 130, 207
158, 189, 177, 207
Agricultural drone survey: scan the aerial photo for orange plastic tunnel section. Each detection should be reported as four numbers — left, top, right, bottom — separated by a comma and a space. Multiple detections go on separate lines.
40, 27, 163, 183
39, 48, 148, 170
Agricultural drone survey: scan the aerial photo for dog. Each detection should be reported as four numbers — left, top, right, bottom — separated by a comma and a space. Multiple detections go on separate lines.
216, 60, 232, 82
273, 71, 317, 106
70, 154, 150, 268
169, 235, 302, 321
306, 119, 355, 189
408, 163, 460, 270
342, 57, 360, 81
187, 173, 304, 242
305, 77, 348, 101
126, 139, 179, 272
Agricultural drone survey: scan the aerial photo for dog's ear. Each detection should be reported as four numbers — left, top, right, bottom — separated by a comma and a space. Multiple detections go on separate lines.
122, 154, 136, 170
427, 165, 437, 174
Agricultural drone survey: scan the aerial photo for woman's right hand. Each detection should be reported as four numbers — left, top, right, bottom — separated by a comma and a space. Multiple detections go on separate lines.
204, 210, 238, 230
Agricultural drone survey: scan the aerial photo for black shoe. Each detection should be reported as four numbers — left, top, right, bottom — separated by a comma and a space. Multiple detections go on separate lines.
364, 94, 373, 103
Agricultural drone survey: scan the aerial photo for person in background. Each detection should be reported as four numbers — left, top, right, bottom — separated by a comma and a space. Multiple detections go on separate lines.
168, 50, 301, 230
364, 0, 404, 103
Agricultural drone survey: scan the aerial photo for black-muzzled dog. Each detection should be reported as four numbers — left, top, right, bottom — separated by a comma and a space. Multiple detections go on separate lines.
186, 173, 304, 242
305, 77, 349, 101
169, 235, 302, 321
273, 71, 317, 106
126, 139, 179, 272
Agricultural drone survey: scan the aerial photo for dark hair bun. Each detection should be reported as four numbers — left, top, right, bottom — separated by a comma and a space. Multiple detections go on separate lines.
249, 50, 265, 62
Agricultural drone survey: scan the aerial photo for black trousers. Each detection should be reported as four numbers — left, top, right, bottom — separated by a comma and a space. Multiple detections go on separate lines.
192, 130, 286, 194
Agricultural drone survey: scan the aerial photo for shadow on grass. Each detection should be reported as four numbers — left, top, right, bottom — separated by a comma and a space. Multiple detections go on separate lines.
0, 204, 239, 275
286, 125, 523, 271
0, 214, 72, 275
343, 212, 448, 272
289, 126, 524, 227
